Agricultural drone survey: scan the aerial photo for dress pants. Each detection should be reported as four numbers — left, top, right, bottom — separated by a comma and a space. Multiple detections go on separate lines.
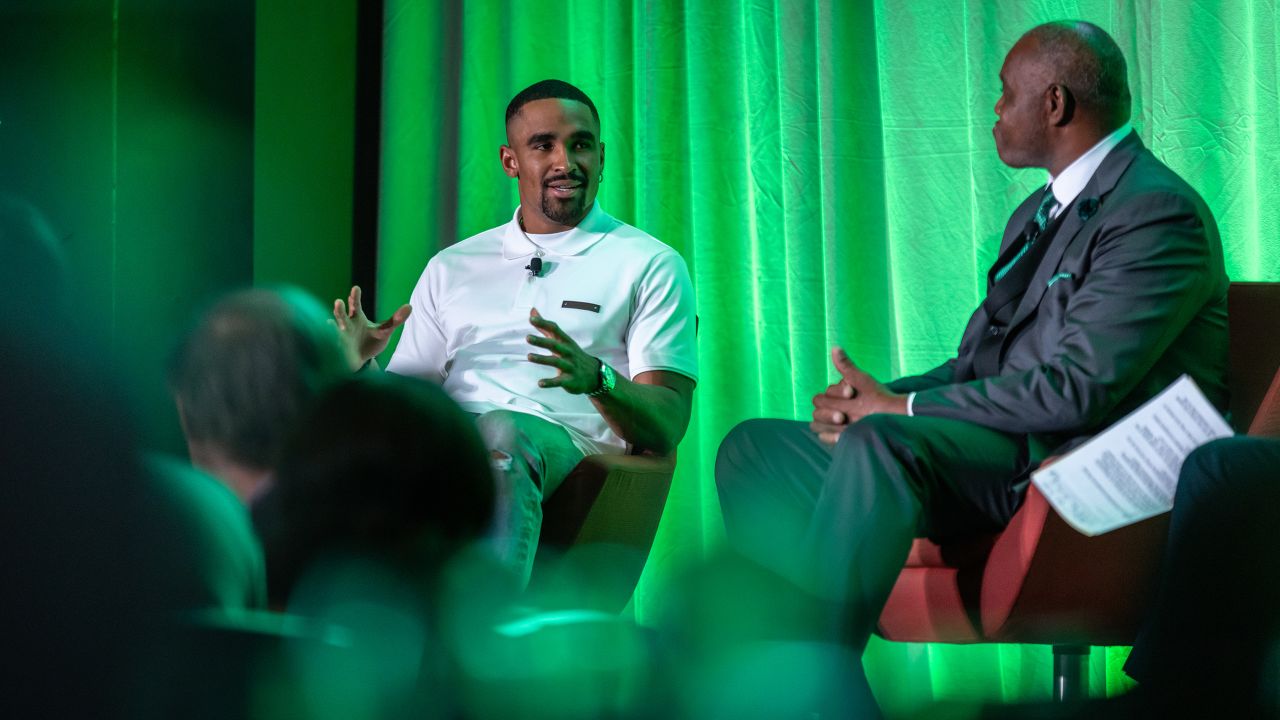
475, 410, 585, 585
1124, 436, 1280, 710
715, 414, 1029, 649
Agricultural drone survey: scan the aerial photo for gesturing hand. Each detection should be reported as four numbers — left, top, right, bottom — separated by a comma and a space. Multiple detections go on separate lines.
526, 308, 601, 394
809, 346, 907, 445
333, 285, 412, 369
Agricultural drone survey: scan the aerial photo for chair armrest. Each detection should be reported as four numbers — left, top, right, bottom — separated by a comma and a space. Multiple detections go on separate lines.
540, 453, 675, 549
1247, 367, 1280, 438
533, 453, 676, 613
903, 535, 998, 568
980, 485, 1167, 643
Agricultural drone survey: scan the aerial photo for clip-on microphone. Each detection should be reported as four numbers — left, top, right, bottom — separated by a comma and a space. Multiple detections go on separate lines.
526, 257, 543, 277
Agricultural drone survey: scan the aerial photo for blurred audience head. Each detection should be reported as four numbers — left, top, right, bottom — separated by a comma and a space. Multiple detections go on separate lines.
238, 375, 498, 718
168, 286, 350, 502
257, 373, 495, 607
0, 197, 184, 716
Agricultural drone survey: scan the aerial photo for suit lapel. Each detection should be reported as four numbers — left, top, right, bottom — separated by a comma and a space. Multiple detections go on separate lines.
998, 192, 1042, 255
987, 192, 1041, 288
954, 187, 1045, 383
1006, 132, 1145, 330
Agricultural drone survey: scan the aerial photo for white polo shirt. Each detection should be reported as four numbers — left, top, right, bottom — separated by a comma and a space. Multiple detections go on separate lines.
386, 203, 699, 455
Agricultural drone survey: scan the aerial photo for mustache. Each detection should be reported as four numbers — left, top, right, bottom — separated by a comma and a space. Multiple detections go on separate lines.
543, 172, 588, 187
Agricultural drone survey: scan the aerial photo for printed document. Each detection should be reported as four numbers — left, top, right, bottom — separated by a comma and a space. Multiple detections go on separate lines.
1031, 375, 1233, 536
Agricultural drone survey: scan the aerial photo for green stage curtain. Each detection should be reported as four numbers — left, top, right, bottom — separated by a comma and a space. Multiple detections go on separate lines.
378, 0, 1280, 710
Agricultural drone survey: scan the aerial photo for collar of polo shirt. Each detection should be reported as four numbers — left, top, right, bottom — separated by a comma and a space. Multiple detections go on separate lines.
501, 202, 621, 260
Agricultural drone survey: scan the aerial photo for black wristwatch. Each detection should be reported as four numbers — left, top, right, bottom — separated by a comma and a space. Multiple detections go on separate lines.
588, 358, 616, 397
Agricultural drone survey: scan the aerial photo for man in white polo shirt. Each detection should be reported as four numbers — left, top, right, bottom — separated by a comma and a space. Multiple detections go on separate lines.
336, 80, 698, 583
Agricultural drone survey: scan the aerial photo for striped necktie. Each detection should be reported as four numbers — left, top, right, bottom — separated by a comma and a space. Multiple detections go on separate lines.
995, 186, 1058, 282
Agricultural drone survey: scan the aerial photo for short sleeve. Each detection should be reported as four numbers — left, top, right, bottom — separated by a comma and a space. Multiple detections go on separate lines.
385, 260, 449, 382
625, 249, 698, 382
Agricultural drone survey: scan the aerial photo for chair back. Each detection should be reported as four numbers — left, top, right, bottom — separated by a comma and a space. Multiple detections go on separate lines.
878, 282, 1280, 649
531, 453, 676, 612
1228, 282, 1280, 432
1247, 367, 1280, 438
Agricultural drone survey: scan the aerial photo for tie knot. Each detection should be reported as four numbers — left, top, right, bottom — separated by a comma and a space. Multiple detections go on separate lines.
1033, 186, 1057, 233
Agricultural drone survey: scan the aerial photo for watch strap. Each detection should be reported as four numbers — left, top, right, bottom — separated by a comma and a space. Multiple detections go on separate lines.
588, 358, 616, 397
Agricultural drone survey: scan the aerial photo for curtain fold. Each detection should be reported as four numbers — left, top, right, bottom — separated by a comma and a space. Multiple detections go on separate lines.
378, 0, 1280, 710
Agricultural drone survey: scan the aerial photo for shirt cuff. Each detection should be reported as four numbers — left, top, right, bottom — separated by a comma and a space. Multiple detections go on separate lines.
906, 392, 916, 416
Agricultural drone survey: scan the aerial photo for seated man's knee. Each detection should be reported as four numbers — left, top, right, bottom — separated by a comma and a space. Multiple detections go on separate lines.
475, 410, 575, 478
835, 413, 909, 450
1178, 436, 1272, 507
1179, 436, 1256, 502
474, 410, 531, 450
715, 418, 787, 491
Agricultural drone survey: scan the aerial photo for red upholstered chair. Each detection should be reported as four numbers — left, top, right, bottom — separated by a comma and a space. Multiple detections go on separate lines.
528, 451, 676, 613
877, 282, 1280, 700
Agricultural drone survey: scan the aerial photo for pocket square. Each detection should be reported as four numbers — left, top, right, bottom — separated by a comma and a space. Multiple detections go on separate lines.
1046, 272, 1075, 288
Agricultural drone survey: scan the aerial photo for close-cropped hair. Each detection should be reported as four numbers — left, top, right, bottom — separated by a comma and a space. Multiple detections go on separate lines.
505, 78, 600, 128
167, 286, 350, 470
1030, 20, 1131, 126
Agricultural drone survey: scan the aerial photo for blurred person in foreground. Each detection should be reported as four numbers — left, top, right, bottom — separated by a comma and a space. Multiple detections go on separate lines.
253, 373, 498, 717
715, 20, 1227, 716
333, 79, 698, 584
168, 286, 354, 505
259, 374, 666, 718
0, 196, 265, 717
1122, 436, 1280, 716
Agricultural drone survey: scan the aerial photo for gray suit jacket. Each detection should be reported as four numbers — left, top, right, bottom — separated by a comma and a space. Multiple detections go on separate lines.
889, 132, 1229, 455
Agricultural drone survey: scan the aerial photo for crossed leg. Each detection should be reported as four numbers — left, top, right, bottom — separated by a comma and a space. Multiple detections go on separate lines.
715, 413, 1027, 648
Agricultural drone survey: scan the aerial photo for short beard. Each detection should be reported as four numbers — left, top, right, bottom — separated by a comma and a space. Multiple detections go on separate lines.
541, 192, 589, 227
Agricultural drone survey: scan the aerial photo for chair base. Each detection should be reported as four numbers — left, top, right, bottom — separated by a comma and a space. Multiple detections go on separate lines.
1052, 644, 1089, 702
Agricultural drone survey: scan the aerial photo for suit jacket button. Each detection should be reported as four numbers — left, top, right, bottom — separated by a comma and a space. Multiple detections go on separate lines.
987, 326, 1002, 337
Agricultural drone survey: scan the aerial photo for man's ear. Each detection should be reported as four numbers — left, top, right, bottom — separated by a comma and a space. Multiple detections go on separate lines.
598, 141, 605, 180
1047, 83, 1075, 126
499, 144, 519, 178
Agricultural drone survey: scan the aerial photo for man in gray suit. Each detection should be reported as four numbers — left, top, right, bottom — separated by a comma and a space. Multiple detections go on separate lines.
715, 18, 1227, 686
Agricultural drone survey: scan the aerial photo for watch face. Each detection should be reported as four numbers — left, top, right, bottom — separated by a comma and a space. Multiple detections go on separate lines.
592, 361, 616, 396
